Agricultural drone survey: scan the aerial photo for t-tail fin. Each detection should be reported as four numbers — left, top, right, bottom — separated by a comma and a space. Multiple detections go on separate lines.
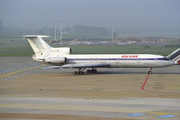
23, 35, 51, 54
24, 35, 71, 63
167, 48, 180, 65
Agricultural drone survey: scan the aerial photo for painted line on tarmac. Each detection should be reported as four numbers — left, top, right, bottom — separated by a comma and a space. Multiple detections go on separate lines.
158, 115, 176, 118
141, 73, 150, 91
0, 65, 44, 79
128, 113, 146, 116
141, 73, 180, 94
0, 104, 180, 116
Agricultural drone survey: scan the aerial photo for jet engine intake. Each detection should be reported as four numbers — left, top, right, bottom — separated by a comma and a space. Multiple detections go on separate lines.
45, 57, 67, 64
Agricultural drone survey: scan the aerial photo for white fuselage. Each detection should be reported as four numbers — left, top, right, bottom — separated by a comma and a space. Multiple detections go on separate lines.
35, 54, 175, 68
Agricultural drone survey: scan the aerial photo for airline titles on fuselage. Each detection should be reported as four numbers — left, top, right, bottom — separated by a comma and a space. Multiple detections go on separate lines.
121, 55, 139, 58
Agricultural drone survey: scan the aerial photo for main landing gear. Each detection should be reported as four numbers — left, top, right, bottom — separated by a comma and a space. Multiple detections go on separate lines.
148, 68, 152, 74
73, 68, 85, 75
73, 68, 97, 75
73, 71, 84, 75
87, 69, 97, 73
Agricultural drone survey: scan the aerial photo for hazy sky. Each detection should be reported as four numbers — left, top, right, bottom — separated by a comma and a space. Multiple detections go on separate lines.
0, 0, 180, 31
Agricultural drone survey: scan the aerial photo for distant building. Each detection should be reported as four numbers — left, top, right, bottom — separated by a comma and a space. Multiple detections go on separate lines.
63, 25, 109, 36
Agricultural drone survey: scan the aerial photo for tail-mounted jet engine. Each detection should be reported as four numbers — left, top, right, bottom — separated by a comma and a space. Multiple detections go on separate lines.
44, 57, 67, 64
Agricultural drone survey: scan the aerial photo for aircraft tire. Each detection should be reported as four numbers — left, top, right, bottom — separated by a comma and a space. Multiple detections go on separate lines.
73, 71, 77, 75
79, 71, 82, 75
92, 70, 97, 73
87, 69, 97, 73
73, 71, 84, 75
148, 71, 152, 74
87, 70, 90, 73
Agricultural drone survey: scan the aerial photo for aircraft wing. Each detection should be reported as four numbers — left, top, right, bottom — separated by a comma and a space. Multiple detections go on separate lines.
61, 63, 110, 68
41, 66, 61, 69
41, 63, 110, 69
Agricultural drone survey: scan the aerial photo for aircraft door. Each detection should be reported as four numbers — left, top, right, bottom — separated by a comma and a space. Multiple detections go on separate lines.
137, 57, 140, 63
91, 57, 98, 63
116, 57, 120, 66
137, 57, 141, 66
116, 57, 119, 63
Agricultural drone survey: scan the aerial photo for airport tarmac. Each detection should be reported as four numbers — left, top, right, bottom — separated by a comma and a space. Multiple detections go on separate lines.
0, 57, 180, 120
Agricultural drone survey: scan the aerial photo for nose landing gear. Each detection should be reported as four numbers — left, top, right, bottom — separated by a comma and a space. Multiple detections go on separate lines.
148, 68, 152, 74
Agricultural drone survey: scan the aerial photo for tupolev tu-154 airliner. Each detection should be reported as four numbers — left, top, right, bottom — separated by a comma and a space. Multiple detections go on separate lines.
23, 35, 180, 75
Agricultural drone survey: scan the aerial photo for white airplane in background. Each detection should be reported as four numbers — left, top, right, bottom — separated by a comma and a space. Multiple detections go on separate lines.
23, 35, 180, 75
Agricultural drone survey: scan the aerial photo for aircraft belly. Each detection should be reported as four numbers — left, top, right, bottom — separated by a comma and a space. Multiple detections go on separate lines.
116, 61, 139, 68
111, 60, 173, 68
140, 61, 173, 68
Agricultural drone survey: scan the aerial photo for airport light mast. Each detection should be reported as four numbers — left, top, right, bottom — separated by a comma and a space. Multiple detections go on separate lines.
55, 21, 57, 41
60, 20, 63, 44
111, 21, 114, 43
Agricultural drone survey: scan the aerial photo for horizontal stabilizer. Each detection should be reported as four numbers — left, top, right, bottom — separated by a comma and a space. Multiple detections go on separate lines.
23, 35, 49, 39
